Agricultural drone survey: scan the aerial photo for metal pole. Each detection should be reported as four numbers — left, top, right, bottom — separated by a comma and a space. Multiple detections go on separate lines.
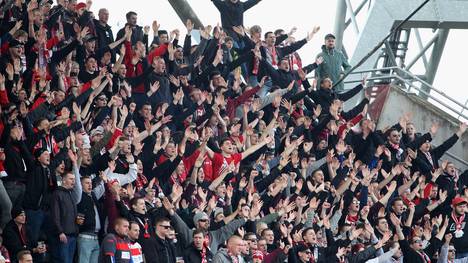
414, 29, 429, 70
334, 0, 347, 51
344, 0, 360, 35
333, 0, 432, 89
345, 0, 369, 29
167, 0, 204, 29
406, 31, 439, 70
419, 28, 449, 99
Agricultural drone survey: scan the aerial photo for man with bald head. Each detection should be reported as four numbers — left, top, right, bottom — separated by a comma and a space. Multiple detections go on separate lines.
213, 235, 244, 263
94, 8, 114, 50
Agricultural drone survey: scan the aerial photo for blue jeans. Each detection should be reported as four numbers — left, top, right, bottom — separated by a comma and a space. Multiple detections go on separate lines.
58, 235, 77, 263
77, 236, 99, 263
25, 209, 46, 245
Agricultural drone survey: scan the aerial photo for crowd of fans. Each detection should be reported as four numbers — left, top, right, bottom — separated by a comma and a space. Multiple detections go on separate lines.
0, 0, 467, 262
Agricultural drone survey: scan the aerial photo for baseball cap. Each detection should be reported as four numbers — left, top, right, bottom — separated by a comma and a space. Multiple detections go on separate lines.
90, 126, 104, 137
75, 2, 87, 11
452, 197, 467, 206
324, 33, 336, 40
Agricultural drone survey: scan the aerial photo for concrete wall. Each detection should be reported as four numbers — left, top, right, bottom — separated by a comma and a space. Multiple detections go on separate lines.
376, 85, 468, 171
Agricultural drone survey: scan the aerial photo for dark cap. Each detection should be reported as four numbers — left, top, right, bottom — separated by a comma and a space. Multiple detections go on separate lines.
34, 148, 49, 159
9, 39, 24, 48
296, 243, 311, 253
324, 33, 336, 40
11, 207, 25, 219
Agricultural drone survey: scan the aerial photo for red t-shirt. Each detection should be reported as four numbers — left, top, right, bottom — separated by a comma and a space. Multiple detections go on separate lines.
211, 152, 242, 180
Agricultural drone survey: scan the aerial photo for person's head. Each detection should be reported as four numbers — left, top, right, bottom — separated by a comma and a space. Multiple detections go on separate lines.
133, 41, 146, 58
391, 198, 405, 215
194, 212, 210, 230
349, 197, 360, 213
452, 197, 467, 216
155, 217, 171, 239
117, 64, 127, 77
17, 250, 33, 263
128, 221, 141, 241
32, 8, 44, 25
98, 8, 109, 24
278, 58, 290, 72
410, 236, 424, 252
264, 32, 276, 47
225, 37, 234, 50
158, 30, 169, 44
297, 244, 312, 262
220, 137, 235, 155
261, 229, 274, 244
35, 148, 50, 166
257, 238, 267, 253
448, 245, 456, 260
81, 176, 92, 194
62, 172, 76, 189
192, 229, 205, 250
114, 217, 130, 237
376, 217, 389, 233
312, 170, 324, 184
126, 11, 137, 26
445, 162, 457, 176
9, 40, 24, 58
302, 227, 317, 244
240, 203, 251, 218
252, 250, 264, 263
245, 232, 258, 250
429, 185, 439, 199
320, 76, 332, 89
152, 57, 166, 74
118, 136, 132, 154
250, 25, 262, 40
85, 56, 97, 72
419, 140, 432, 153
12, 207, 26, 225
130, 197, 146, 214
227, 235, 243, 256
324, 33, 336, 49
139, 103, 152, 120
406, 122, 416, 136
387, 128, 401, 144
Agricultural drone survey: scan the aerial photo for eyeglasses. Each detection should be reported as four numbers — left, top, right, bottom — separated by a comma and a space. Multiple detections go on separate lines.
198, 219, 209, 222
248, 239, 258, 242
449, 249, 456, 252
352, 200, 360, 204
412, 239, 422, 244
158, 225, 171, 229
304, 251, 312, 255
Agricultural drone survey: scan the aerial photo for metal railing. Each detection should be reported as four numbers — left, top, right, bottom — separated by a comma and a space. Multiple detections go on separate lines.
341, 66, 468, 123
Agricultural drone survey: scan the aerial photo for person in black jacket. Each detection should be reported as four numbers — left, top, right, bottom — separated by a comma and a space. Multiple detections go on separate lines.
211, 0, 262, 42
94, 9, 114, 51
183, 229, 214, 263
49, 154, 83, 263
116, 11, 144, 46
413, 123, 467, 177
2, 208, 46, 263
141, 217, 176, 263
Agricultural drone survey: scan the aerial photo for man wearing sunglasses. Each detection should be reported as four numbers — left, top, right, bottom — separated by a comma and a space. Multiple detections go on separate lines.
141, 217, 176, 263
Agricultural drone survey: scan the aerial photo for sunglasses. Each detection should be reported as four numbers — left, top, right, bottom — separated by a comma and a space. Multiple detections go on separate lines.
449, 249, 456, 252
198, 219, 209, 222
304, 251, 312, 255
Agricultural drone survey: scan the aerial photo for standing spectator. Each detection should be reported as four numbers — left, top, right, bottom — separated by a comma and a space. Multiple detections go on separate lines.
141, 217, 176, 263
315, 33, 351, 91
49, 154, 83, 263
77, 175, 104, 263
212, 0, 263, 43
116, 11, 144, 46
183, 229, 214, 263
99, 217, 132, 263
447, 197, 468, 259
94, 8, 114, 50
128, 222, 144, 263
2, 208, 45, 262
213, 235, 244, 263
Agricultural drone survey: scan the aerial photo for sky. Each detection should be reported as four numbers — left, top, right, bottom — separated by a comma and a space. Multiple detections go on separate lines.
91, 0, 468, 120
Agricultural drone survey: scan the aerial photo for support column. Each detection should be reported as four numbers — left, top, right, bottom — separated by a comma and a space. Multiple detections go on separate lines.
419, 29, 449, 99
167, 0, 204, 29
334, 0, 347, 51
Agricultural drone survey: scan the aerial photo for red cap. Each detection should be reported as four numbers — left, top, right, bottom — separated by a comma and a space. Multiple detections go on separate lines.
452, 197, 467, 206
75, 2, 87, 11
